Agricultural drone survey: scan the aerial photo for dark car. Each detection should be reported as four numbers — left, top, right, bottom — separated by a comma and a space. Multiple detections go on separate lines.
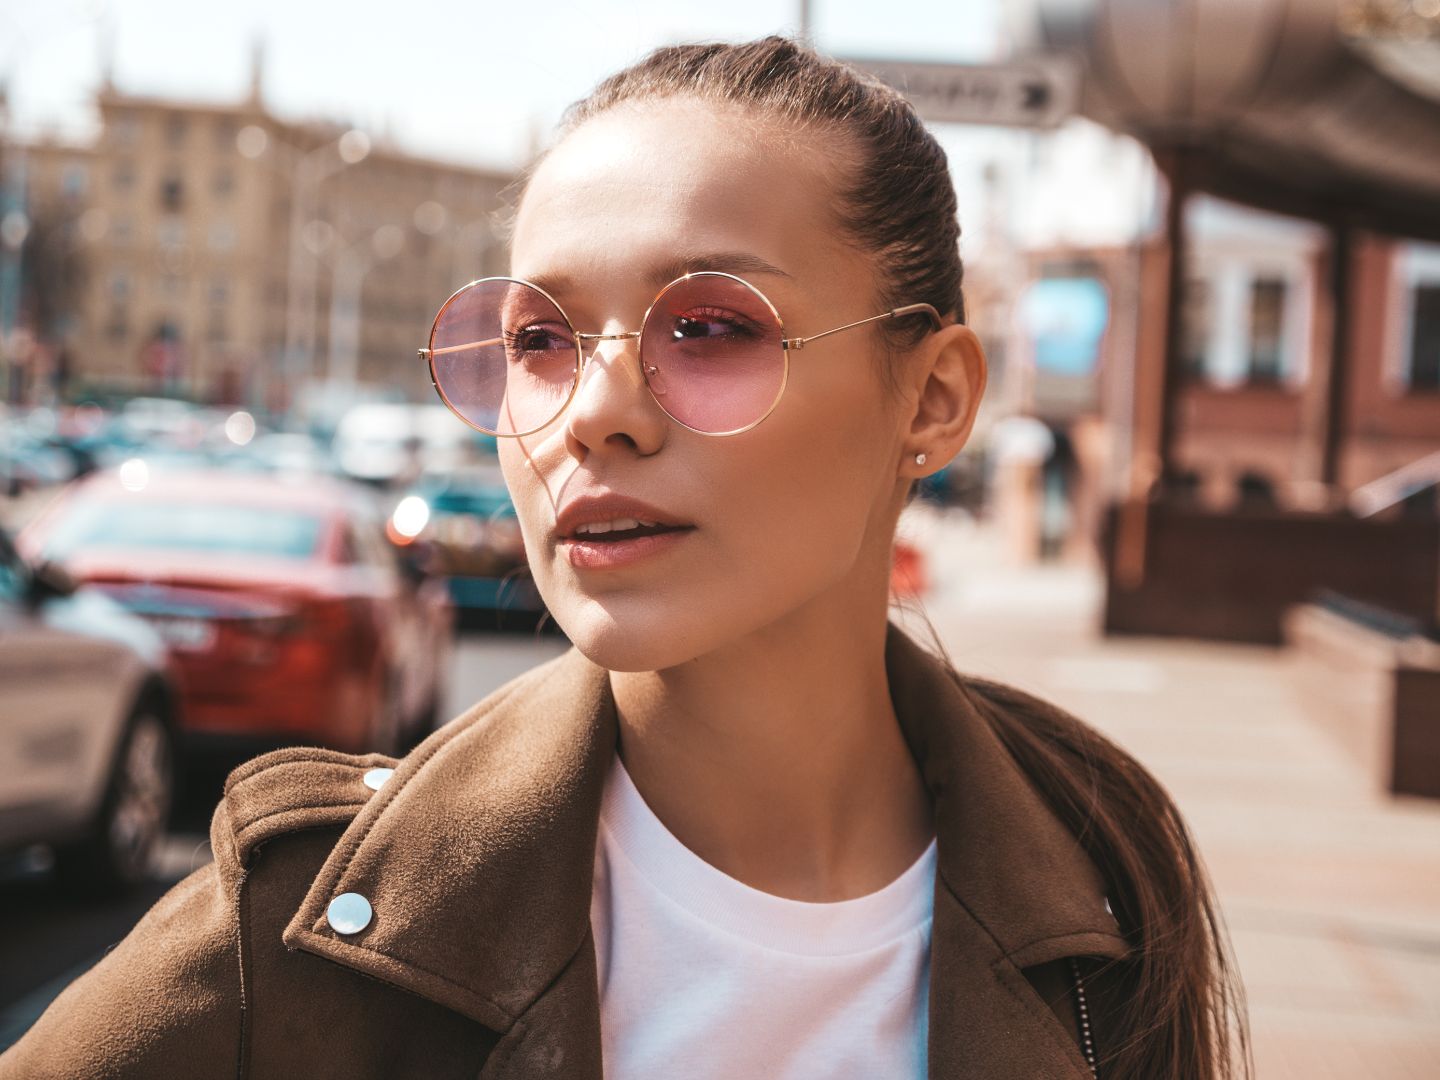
388, 461, 551, 632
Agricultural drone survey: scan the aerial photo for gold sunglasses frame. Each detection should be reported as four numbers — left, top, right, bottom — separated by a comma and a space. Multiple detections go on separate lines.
419, 270, 944, 438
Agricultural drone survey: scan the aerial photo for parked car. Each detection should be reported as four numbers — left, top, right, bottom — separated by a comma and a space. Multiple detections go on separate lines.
0, 525, 180, 893
0, 428, 74, 496
333, 402, 493, 487
225, 432, 340, 477
389, 461, 550, 630
16, 467, 455, 757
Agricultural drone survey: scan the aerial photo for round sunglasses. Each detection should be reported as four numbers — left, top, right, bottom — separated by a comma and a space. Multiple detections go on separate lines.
419, 271, 943, 438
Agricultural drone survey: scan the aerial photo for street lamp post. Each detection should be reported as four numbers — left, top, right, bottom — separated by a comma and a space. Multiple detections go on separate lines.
239, 122, 371, 426
283, 129, 371, 416
326, 222, 405, 388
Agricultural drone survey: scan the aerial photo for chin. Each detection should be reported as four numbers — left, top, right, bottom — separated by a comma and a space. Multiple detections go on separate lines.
543, 593, 716, 673
540, 565, 844, 674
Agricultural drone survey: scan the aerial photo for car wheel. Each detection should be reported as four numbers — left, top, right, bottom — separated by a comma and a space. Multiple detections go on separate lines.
55, 701, 176, 895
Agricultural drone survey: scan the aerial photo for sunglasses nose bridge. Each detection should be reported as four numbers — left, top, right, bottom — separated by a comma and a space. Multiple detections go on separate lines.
575, 330, 642, 342
573, 329, 653, 409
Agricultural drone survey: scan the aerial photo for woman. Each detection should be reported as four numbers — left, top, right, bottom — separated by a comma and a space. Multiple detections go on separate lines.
1, 36, 1250, 1080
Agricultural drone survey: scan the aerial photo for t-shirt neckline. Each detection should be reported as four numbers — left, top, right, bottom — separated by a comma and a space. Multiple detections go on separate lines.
598, 750, 937, 957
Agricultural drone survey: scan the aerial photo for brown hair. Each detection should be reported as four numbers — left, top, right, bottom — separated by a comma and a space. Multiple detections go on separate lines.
511, 35, 964, 387
523, 34, 1251, 1079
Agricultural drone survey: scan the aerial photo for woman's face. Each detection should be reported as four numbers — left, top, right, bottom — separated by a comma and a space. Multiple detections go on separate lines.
502, 98, 918, 672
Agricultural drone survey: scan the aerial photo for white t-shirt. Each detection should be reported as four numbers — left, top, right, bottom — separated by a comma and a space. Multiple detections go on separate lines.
590, 751, 937, 1079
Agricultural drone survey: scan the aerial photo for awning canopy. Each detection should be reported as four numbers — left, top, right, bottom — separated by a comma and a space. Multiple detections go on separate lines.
1016, 0, 1440, 239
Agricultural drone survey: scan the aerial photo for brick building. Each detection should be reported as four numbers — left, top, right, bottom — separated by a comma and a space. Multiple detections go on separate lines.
6, 56, 513, 412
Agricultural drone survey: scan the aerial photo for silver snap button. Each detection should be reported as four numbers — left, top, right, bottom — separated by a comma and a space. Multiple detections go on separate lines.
363, 767, 395, 791
327, 892, 373, 935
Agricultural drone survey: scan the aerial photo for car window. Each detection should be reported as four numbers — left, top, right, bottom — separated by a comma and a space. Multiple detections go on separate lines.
0, 530, 30, 603
41, 501, 326, 561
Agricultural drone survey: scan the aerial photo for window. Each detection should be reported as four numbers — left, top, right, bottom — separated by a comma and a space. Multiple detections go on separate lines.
113, 160, 136, 191
166, 113, 188, 147
1394, 242, 1440, 394
0, 531, 30, 604
1409, 284, 1440, 392
110, 273, 130, 301
1182, 196, 1321, 388
41, 502, 325, 562
1180, 278, 1213, 377
160, 177, 184, 212
1247, 278, 1286, 382
213, 168, 235, 197
208, 220, 236, 252
110, 113, 140, 147
106, 310, 130, 343
61, 164, 88, 199
1181, 266, 1307, 387
157, 218, 186, 249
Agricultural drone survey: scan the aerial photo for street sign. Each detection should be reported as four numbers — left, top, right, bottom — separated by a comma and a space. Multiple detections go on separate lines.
843, 58, 1081, 129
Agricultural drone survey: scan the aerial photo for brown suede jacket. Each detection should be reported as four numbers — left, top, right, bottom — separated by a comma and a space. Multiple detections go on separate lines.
1, 623, 1133, 1079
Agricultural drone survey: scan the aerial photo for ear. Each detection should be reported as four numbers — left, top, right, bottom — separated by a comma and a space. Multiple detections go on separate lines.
901, 323, 987, 477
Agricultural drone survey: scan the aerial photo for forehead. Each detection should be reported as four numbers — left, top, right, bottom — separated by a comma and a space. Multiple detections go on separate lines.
511, 99, 857, 296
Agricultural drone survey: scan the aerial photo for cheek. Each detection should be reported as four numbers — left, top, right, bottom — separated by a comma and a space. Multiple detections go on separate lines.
708, 378, 894, 583
496, 440, 552, 557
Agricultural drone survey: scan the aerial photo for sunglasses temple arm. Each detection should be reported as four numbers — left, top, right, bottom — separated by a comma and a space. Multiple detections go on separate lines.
783, 303, 943, 351
419, 337, 505, 359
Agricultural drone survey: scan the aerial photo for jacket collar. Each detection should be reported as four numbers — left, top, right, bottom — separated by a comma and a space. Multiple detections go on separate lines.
283, 622, 1129, 1078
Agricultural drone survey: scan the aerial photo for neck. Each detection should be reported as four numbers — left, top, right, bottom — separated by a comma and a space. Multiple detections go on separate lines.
609, 585, 934, 903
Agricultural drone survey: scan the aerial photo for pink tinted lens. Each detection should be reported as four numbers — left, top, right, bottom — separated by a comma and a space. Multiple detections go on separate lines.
429, 279, 578, 436
640, 275, 785, 433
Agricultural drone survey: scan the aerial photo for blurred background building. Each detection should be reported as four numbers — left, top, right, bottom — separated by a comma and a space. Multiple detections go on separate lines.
1, 44, 512, 422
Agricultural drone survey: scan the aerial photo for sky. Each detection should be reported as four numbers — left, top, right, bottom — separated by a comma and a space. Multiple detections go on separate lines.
0, 0, 1161, 253
0, 0, 1009, 170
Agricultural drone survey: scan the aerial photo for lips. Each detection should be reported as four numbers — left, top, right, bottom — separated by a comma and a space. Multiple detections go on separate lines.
553, 494, 696, 571
553, 495, 694, 543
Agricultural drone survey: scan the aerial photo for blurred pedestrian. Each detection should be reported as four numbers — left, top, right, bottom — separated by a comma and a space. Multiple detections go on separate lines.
2, 36, 1249, 1080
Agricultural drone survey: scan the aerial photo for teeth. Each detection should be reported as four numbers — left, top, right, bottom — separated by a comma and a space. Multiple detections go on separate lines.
576, 517, 648, 536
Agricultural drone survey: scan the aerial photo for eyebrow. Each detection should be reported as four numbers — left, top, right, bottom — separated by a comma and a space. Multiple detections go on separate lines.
525, 251, 793, 300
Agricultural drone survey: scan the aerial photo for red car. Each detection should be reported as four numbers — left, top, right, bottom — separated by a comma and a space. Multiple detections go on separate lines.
17, 464, 454, 756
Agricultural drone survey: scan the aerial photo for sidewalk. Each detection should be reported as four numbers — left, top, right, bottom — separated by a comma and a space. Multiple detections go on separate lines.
899, 507, 1440, 1079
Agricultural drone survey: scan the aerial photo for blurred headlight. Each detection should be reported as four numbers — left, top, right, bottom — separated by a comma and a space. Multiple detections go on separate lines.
119, 457, 149, 491
391, 495, 431, 540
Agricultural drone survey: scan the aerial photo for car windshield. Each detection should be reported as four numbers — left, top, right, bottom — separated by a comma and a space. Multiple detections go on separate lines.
43, 500, 326, 560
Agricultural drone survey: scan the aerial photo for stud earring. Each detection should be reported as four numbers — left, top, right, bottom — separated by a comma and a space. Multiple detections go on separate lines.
915, 452, 927, 466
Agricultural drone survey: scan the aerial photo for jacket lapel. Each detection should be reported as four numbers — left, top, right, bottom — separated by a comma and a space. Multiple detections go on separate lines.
282, 623, 1129, 1079
884, 625, 1131, 1077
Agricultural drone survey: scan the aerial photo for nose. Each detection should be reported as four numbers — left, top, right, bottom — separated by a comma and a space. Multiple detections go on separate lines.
563, 331, 667, 456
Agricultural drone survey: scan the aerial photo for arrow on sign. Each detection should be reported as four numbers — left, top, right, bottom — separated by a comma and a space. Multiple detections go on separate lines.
843, 58, 1081, 130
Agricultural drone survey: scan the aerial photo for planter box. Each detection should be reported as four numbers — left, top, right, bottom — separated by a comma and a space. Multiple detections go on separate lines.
1284, 598, 1440, 799
1101, 499, 1438, 644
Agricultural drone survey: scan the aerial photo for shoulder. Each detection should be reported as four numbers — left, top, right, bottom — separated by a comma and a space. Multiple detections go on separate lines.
211, 746, 402, 874
0, 747, 405, 1078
